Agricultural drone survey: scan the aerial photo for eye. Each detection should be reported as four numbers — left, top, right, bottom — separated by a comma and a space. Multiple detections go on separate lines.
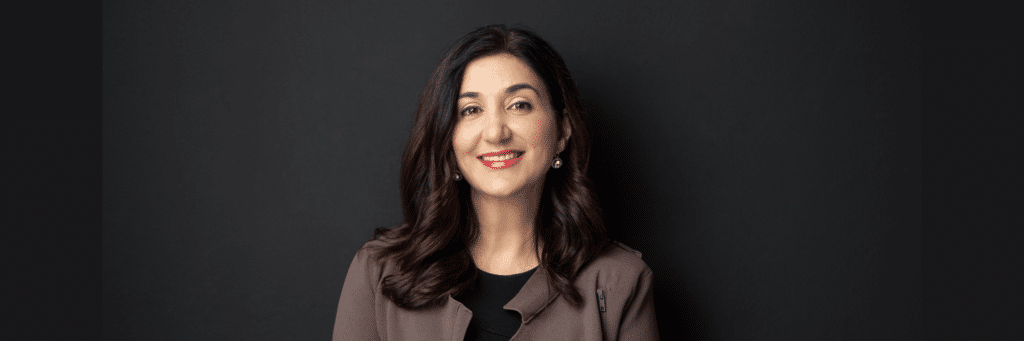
509, 101, 533, 111
460, 106, 481, 117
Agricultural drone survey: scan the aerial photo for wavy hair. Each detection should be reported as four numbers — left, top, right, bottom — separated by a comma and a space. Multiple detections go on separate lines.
372, 24, 608, 309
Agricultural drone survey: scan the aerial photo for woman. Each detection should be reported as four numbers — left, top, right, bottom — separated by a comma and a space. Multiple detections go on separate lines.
333, 24, 659, 340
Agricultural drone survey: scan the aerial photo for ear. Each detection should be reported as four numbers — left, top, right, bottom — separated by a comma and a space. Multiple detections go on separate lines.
557, 111, 572, 153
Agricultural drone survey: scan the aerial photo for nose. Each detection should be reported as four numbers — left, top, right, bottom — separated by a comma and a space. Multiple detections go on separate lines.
482, 108, 512, 145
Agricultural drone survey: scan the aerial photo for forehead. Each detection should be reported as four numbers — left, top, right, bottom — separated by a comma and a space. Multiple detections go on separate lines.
460, 53, 545, 96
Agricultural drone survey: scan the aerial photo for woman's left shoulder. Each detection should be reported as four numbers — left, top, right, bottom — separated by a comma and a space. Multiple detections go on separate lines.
577, 241, 654, 288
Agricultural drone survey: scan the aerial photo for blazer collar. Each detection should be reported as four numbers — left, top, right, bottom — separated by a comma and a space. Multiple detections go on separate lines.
503, 267, 559, 323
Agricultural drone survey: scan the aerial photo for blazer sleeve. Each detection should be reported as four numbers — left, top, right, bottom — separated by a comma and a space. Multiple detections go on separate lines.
616, 268, 660, 341
332, 246, 380, 340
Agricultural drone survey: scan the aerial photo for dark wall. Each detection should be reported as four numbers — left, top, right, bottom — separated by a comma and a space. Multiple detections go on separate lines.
102, 0, 920, 339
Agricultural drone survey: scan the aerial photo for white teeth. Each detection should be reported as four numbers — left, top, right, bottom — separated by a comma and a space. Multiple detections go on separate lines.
481, 152, 521, 162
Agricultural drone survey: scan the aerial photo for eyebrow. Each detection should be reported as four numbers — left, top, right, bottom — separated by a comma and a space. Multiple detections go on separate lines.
458, 83, 538, 100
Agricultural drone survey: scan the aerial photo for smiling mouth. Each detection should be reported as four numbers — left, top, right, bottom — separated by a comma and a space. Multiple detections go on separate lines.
477, 150, 525, 169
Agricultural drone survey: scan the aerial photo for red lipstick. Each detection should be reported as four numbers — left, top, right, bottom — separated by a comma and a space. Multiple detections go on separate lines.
477, 149, 525, 169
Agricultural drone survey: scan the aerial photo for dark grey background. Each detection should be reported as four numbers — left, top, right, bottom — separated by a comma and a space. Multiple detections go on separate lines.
102, 0, 920, 339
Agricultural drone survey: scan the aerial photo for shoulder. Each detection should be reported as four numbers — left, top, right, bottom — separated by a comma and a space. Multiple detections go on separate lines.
345, 238, 398, 286
349, 238, 389, 262
358, 237, 391, 254
590, 240, 649, 271
576, 240, 653, 291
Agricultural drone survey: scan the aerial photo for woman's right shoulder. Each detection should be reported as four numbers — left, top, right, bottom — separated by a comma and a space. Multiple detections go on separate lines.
357, 237, 392, 253
346, 237, 398, 280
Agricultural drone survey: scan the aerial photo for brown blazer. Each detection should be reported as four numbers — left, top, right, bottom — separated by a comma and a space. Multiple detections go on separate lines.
332, 239, 659, 340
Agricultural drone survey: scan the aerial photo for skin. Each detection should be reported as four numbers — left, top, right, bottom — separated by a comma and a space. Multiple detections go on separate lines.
452, 53, 570, 276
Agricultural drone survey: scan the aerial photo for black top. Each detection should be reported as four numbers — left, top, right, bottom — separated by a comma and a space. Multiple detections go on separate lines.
455, 267, 538, 341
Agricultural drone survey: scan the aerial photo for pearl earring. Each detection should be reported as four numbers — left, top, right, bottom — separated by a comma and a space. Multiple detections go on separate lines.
552, 156, 563, 169
454, 172, 462, 181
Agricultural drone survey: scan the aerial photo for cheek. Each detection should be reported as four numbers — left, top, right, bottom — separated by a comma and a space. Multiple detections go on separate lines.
528, 117, 556, 151
529, 118, 543, 149
452, 127, 459, 153
452, 124, 478, 156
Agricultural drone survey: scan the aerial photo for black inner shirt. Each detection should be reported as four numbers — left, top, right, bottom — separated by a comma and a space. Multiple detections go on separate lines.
455, 267, 537, 341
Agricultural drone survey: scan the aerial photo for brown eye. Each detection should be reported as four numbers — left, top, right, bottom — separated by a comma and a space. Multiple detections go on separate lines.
509, 101, 532, 111
460, 106, 480, 116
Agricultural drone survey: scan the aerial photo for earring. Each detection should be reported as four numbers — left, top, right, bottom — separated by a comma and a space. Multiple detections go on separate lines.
552, 156, 563, 169
454, 172, 462, 181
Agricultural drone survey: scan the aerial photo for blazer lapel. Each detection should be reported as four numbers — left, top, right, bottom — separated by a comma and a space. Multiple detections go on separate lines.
503, 267, 559, 323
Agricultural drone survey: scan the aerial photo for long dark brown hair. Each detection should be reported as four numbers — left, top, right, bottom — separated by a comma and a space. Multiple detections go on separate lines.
372, 24, 608, 309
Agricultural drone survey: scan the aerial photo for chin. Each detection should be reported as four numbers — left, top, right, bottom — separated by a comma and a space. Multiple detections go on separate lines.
471, 173, 546, 199
475, 180, 521, 198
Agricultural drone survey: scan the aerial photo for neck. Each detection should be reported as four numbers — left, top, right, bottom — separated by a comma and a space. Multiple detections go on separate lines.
469, 181, 543, 275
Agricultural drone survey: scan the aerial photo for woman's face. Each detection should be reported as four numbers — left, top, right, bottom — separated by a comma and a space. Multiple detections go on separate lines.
452, 53, 569, 198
